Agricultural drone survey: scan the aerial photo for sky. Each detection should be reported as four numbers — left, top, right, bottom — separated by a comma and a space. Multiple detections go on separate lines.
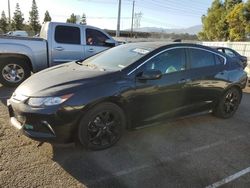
0, 0, 213, 30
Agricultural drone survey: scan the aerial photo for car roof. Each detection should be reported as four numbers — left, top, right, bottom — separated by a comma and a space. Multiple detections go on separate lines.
210, 46, 231, 50
123, 42, 218, 52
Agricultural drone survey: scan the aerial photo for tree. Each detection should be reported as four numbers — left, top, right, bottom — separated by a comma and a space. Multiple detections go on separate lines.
225, 0, 242, 11
29, 0, 40, 33
0, 11, 8, 33
43, 10, 51, 22
226, 3, 246, 41
244, 0, 250, 35
80, 13, 86, 25
198, 0, 228, 41
12, 3, 24, 30
66, 13, 77, 23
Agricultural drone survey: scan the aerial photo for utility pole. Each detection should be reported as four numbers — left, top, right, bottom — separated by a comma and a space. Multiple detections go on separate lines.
8, 0, 11, 24
116, 0, 121, 37
130, 0, 135, 37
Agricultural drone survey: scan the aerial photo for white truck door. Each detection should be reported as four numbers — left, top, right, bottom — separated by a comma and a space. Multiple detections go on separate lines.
51, 25, 85, 65
84, 28, 112, 58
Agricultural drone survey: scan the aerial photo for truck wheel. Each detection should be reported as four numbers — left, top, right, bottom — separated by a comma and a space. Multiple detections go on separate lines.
0, 59, 31, 87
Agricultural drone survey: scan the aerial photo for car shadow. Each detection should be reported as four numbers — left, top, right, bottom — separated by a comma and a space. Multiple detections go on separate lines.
51, 113, 219, 188
0, 85, 15, 106
52, 143, 130, 188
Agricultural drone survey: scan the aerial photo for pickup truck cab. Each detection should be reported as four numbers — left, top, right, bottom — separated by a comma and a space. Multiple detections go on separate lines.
0, 22, 117, 86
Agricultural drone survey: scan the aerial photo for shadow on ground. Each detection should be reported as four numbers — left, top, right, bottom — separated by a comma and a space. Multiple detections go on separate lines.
51, 113, 222, 188
0, 85, 15, 106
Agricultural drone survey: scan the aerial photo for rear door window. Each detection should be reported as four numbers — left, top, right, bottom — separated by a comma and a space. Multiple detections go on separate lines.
55, 25, 81, 44
189, 49, 218, 68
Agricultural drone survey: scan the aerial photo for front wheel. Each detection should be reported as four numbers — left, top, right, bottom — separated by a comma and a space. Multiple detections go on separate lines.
0, 59, 31, 87
78, 102, 126, 150
213, 87, 241, 118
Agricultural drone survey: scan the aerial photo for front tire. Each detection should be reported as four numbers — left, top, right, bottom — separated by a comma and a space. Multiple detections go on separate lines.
213, 87, 241, 118
78, 102, 126, 150
0, 58, 31, 87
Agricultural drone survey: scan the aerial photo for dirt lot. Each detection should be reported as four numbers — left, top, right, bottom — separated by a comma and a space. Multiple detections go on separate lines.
1, 85, 250, 188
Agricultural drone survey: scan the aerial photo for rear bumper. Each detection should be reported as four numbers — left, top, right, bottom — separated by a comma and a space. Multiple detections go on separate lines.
7, 100, 81, 143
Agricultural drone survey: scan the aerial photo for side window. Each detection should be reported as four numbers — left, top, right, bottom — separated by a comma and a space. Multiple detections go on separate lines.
86, 28, 109, 46
217, 48, 223, 53
215, 55, 225, 65
224, 49, 236, 58
189, 49, 216, 68
144, 48, 186, 74
55, 26, 80, 44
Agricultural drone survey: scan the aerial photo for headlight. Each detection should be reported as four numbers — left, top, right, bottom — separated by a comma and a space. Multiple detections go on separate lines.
27, 94, 73, 107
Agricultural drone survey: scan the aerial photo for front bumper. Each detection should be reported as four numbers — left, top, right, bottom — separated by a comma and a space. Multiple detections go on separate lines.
7, 99, 82, 143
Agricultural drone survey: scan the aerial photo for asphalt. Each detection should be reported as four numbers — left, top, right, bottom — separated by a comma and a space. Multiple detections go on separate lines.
1, 84, 250, 188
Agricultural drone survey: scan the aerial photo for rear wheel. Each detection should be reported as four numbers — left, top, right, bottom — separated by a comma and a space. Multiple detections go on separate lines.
0, 58, 31, 87
78, 102, 126, 150
213, 87, 241, 118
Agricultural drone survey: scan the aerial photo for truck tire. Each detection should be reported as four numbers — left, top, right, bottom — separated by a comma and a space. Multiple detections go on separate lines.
0, 58, 31, 87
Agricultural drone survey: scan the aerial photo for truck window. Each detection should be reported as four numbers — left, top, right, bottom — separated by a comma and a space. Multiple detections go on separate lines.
55, 26, 80, 45
86, 28, 109, 46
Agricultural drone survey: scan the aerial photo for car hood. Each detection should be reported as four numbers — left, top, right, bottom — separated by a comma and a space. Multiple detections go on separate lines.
15, 62, 115, 97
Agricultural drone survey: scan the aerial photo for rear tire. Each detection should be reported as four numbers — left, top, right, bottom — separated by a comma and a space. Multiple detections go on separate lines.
78, 102, 126, 150
213, 87, 241, 118
0, 58, 31, 87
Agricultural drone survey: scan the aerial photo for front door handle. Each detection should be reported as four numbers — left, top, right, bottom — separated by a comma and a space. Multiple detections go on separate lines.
178, 78, 191, 84
55, 47, 64, 51
88, 48, 95, 53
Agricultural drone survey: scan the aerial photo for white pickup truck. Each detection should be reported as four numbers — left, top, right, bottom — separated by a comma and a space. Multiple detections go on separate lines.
0, 22, 117, 86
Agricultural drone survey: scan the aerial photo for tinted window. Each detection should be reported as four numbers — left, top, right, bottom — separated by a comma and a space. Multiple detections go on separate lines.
144, 48, 186, 74
86, 28, 109, 46
55, 26, 80, 44
215, 55, 225, 65
189, 49, 216, 68
217, 48, 223, 53
224, 49, 236, 57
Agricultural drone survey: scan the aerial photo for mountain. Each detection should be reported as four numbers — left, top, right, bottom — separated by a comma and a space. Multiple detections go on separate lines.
133, 25, 202, 35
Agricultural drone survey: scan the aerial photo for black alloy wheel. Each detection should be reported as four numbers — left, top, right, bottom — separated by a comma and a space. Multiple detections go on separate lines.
214, 87, 241, 118
78, 102, 125, 150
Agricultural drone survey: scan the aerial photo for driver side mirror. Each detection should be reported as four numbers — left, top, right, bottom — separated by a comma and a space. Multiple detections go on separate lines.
137, 70, 162, 80
105, 39, 116, 47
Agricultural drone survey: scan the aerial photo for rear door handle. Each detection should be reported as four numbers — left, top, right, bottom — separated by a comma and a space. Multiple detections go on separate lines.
88, 48, 95, 53
55, 47, 64, 51
178, 78, 191, 84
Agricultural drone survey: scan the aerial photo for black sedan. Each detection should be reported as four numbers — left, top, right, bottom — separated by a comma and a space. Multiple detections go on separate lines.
212, 46, 248, 68
8, 42, 247, 150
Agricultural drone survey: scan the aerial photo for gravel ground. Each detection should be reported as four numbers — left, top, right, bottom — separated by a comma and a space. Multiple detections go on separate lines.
1, 85, 250, 188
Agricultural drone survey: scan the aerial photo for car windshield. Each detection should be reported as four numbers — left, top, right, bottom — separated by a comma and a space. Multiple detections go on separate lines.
81, 44, 153, 71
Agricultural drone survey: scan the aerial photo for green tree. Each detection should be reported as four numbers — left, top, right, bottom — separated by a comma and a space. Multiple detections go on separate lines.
244, 0, 250, 35
198, 0, 228, 41
226, 3, 246, 41
29, 0, 40, 33
225, 0, 242, 11
0, 11, 8, 33
12, 3, 24, 30
66, 13, 77, 23
43, 10, 51, 22
80, 13, 87, 25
